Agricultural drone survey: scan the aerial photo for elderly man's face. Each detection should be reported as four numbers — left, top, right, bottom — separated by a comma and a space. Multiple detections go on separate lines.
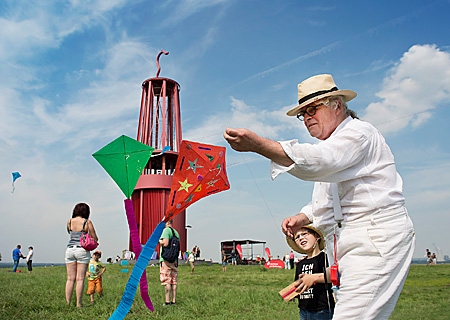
301, 99, 342, 140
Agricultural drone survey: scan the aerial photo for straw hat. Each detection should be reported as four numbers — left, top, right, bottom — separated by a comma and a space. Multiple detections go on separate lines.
286, 224, 325, 254
286, 74, 357, 116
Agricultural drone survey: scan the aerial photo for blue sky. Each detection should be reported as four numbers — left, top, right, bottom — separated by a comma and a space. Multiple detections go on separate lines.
1, 0, 450, 264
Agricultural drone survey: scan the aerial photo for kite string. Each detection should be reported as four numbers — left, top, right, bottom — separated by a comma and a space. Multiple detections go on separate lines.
240, 154, 279, 231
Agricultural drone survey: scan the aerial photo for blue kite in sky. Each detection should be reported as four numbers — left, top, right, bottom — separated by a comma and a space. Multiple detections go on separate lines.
11, 172, 21, 193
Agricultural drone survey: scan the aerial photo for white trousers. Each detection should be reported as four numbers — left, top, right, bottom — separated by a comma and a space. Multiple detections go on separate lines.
323, 207, 415, 320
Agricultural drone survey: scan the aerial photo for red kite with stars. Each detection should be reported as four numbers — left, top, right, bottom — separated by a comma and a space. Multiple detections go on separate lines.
165, 140, 230, 221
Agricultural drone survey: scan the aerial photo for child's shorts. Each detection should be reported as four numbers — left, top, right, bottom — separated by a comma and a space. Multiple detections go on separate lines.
87, 277, 103, 295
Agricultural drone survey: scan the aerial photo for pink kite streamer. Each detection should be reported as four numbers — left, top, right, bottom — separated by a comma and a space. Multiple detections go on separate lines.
124, 199, 154, 311
109, 221, 165, 319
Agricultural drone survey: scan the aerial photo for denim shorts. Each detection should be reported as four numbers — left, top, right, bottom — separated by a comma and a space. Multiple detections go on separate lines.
65, 246, 91, 264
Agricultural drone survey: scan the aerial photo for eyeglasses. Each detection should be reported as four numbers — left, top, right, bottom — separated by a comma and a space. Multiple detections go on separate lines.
296, 103, 325, 121
294, 231, 311, 241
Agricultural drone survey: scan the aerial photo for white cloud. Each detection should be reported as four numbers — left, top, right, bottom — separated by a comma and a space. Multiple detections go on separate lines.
362, 44, 450, 133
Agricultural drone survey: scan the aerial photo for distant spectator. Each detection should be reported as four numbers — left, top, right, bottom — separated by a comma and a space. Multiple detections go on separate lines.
289, 250, 295, 270
431, 253, 437, 265
426, 249, 432, 266
188, 251, 195, 274
26, 246, 34, 273
284, 253, 290, 270
222, 250, 227, 272
231, 250, 237, 265
12, 244, 25, 272
196, 246, 201, 259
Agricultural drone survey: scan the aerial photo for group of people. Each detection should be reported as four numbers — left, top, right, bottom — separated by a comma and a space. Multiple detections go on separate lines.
224, 73, 415, 319
186, 245, 202, 274
63, 203, 183, 308
191, 245, 201, 259
283, 251, 295, 270
11, 244, 33, 273
62, 73, 415, 318
425, 249, 437, 266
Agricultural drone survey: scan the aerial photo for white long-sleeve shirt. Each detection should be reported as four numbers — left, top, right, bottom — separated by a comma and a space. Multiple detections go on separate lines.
26, 249, 33, 262
271, 116, 405, 229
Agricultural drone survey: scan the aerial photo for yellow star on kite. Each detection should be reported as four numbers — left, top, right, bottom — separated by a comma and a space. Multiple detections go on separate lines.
178, 178, 193, 192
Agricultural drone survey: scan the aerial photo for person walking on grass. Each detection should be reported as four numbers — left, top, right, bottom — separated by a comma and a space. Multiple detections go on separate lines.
86, 250, 106, 304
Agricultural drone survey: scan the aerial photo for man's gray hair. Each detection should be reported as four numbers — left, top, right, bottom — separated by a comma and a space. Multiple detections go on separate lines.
326, 96, 359, 119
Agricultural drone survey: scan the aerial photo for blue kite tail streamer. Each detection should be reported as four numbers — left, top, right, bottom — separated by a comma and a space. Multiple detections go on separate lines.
109, 221, 165, 320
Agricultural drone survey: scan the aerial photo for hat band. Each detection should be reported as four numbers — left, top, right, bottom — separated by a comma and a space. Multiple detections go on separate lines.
298, 86, 338, 105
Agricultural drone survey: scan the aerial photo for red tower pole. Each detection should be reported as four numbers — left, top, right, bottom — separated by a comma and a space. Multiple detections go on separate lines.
132, 50, 187, 256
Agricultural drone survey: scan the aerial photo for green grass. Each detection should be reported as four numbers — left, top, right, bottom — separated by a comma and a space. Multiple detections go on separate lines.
0, 263, 449, 319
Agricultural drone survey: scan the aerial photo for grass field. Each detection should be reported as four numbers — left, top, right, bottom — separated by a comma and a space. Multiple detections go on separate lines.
1, 262, 449, 319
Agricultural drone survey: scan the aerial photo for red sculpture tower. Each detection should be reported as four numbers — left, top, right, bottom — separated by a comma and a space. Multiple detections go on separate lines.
132, 50, 187, 254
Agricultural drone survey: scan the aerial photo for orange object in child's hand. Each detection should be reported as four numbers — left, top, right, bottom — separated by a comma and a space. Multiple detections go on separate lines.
279, 282, 299, 301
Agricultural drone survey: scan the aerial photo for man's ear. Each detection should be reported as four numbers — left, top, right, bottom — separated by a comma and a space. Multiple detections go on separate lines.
334, 99, 342, 112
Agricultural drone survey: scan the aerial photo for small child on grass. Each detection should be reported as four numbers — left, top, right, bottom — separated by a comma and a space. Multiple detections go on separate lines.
86, 250, 106, 304
282, 224, 335, 320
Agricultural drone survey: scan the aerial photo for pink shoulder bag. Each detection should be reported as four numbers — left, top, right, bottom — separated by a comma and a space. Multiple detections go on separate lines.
80, 219, 98, 251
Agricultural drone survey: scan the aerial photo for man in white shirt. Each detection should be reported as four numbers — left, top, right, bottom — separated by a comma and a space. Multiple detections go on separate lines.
224, 74, 415, 320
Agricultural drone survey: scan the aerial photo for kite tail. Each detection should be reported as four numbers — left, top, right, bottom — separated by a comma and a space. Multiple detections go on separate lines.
11, 183, 15, 194
109, 221, 165, 320
123, 199, 154, 311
